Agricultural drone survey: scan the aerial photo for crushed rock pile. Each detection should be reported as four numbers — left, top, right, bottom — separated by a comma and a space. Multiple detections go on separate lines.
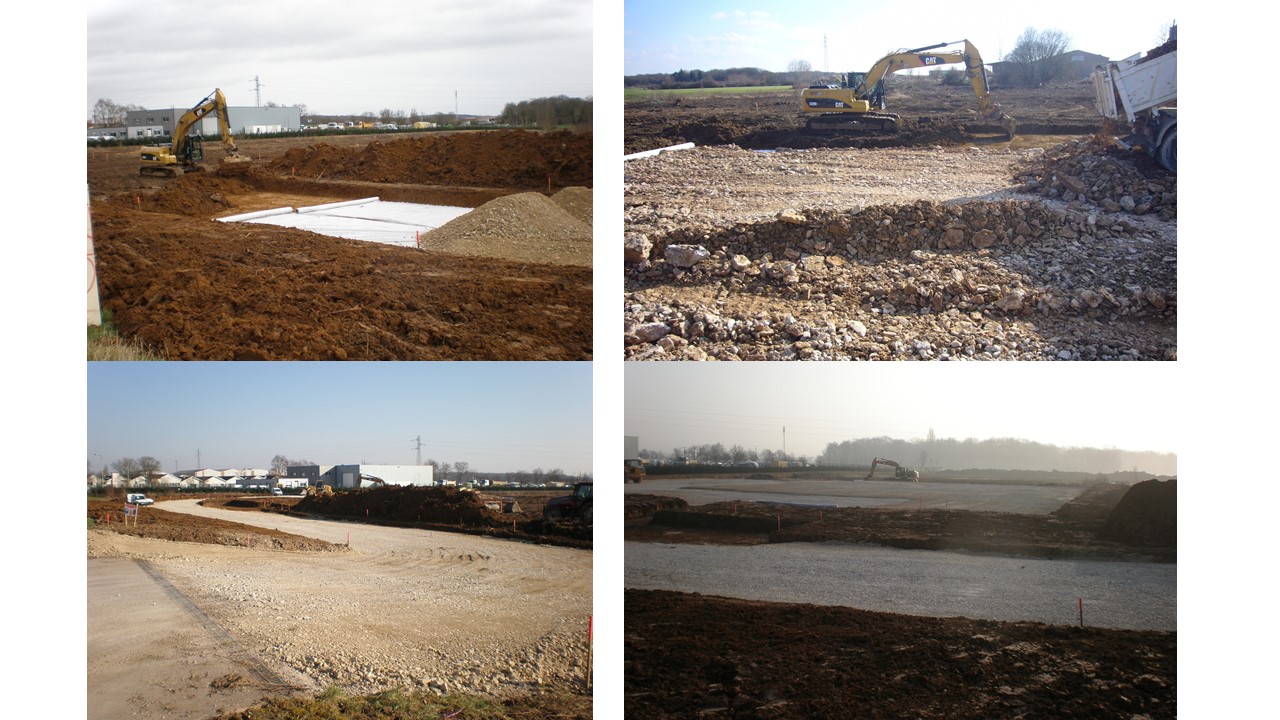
624, 198, 1175, 360
1013, 137, 1176, 220
423, 190, 592, 267
551, 185, 593, 226
1101, 479, 1176, 547
265, 129, 592, 189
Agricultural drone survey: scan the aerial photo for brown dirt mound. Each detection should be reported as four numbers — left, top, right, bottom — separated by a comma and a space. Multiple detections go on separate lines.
423, 191, 592, 267
1101, 478, 1176, 546
295, 485, 503, 525
87, 499, 343, 552
291, 486, 593, 547
266, 130, 592, 189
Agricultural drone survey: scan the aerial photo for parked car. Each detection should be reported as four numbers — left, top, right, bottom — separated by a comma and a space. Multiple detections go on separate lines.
126, 493, 155, 506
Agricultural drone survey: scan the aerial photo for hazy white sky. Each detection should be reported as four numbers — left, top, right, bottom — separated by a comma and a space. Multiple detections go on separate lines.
88, 363, 593, 475
625, 0, 1179, 75
626, 363, 1181, 458
87, 0, 593, 117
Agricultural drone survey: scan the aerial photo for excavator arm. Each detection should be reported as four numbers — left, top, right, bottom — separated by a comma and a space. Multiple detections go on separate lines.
141, 88, 249, 177
803, 40, 1016, 138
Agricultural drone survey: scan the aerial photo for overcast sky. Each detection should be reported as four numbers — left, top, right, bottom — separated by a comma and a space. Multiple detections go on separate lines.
626, 363, 1181, 459
625, 1, 1178, 76
87, 0, 593, 118
88, 363, 592, 475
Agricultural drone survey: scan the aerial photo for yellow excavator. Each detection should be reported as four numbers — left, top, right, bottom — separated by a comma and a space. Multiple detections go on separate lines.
802, 40, 1016, 138
140, 88, 252, 177
864, 457, 920, 482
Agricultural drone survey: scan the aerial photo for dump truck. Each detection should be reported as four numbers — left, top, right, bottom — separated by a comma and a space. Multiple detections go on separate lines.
1092, 26, 1177, 173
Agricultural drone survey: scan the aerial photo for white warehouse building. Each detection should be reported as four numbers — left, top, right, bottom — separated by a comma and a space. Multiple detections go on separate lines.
287, 464, 435, 489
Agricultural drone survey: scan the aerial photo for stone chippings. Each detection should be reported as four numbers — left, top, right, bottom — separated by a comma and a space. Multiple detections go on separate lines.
1013, 137, 1176, 221
624, 198, 1175, 361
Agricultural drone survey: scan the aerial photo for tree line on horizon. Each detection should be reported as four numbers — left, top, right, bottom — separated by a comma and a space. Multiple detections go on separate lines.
640, 434, 1175, 476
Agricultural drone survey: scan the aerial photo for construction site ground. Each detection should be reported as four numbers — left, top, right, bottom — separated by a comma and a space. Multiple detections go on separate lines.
88, 129, 592, 360
623, 80, 1176, 360
87, 493, 592, 720
624, 479, 1175, 718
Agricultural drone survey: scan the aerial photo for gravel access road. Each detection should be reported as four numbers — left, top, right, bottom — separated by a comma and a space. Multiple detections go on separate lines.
88, 499, 592, 710
626, 541, 1176, 631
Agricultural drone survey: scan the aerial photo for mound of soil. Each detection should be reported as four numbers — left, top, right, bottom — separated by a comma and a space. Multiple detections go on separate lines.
1101, 478, 1177, 546
423, 191, 593, 266
291, 486, 593, 548
627, 483, 1175, 561
1013, 135, 1176, 220
626, 589, 1176, 719
295, 485, 504, 525
266, 130, 592, 189
87, 499, 343, 552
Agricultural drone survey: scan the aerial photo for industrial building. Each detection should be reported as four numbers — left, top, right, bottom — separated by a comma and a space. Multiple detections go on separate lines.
120, 104, 302, 139
287, 464, 436, 489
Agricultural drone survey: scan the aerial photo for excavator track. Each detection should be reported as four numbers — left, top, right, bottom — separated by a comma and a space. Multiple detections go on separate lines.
805, 112, 901, 134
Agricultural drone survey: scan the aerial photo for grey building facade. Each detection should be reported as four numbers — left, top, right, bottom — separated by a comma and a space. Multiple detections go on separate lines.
124, 105, 302, 139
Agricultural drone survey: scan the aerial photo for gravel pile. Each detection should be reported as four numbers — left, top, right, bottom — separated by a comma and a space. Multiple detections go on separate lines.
423, 190, 592, 267
1013, 137, 1176, 220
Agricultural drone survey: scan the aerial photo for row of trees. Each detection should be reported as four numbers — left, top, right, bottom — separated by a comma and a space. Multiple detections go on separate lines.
640, 444, 808, 466
497, 95, 592, 129
624, 27, 1083, 91
639, 431, 1176, 476
818, 435, 1176, 476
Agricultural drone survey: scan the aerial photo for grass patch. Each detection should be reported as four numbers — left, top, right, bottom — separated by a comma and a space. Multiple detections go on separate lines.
88, 309, 162, 361
210, 686, 590, 720
625, 85, 793, 103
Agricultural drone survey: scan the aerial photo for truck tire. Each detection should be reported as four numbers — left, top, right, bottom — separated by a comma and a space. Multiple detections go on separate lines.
545, 507, 562, 522
1157, 127, 1176, 174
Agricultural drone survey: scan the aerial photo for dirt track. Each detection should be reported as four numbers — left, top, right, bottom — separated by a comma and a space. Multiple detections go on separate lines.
88, 497, 592, 718
88, 130, 592, 360
623, 82, 1176, 360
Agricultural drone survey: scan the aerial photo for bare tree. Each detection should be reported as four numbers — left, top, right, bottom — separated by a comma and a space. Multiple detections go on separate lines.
271, 454, 290, 477
112, 457, 140, 480
786, 58, 815, 89
1005, 27, 1072, 87
138, 456, 162, 479
454, 461, 470, 483
438, 462, 453, 482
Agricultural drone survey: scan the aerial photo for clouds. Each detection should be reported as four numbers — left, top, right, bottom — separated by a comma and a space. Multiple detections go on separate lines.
87, 0, 592, 116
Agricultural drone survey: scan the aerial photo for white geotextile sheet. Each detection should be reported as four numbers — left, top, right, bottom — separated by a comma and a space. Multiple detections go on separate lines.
218, 199, 471, 248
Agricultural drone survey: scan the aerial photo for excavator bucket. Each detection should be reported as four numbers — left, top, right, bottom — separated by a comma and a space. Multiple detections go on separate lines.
218, 153, 253, 177
1000, 113, 1018, 140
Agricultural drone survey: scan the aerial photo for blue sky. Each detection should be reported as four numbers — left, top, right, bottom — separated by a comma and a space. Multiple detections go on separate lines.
625, 1, 1180, 75
88, 363, 593, 475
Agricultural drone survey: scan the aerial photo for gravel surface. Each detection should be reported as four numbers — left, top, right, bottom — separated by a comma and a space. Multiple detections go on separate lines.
623, 143, 1176, 360
625, 541, 1176, 631
88, 499, 592, 698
